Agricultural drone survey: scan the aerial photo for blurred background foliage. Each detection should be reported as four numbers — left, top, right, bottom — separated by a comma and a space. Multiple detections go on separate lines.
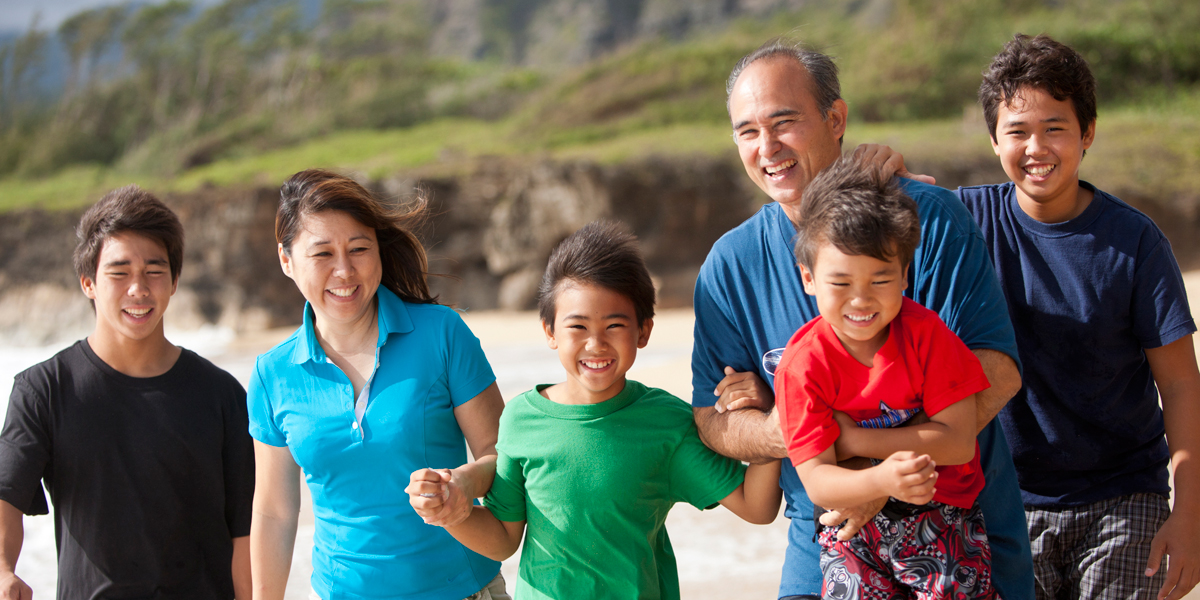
1, 0, 1199, 210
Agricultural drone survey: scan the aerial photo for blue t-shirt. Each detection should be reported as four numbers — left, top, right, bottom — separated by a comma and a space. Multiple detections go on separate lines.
248, 287, 500, 600
958, 182, 1196, 507
692, 179, 1024, 598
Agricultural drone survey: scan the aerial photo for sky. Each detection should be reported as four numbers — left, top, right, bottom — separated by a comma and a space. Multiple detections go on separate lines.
0, 0, 216, 32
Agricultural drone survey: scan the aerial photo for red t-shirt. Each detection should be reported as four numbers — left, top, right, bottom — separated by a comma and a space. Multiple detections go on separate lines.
775, 297, 991, 509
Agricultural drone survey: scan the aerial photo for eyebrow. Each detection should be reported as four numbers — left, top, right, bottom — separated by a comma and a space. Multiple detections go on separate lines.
307, 234, 373, 249
732, 108, 801, 131
1003, 115, 1070, 127
563, 313, 632, 321
103, 258, 168, 268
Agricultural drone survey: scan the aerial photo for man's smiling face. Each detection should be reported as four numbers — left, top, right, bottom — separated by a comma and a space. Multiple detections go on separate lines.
729, 57, 847, 221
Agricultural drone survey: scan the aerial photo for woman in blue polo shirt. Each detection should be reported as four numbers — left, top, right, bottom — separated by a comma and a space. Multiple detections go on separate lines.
247, 169, 508, 600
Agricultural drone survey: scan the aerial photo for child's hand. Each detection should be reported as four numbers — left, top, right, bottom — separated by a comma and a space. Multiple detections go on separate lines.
714, 366, 774, 413
874, 451, 937, 505
406, 468, 452, 524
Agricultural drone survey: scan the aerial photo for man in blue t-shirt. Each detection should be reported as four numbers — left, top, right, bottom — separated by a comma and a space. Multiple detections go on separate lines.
958, 35, 1200, 600
692, 40, 1034, 599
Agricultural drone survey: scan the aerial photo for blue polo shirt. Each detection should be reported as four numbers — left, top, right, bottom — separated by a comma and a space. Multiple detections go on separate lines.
248, 287, 500, 600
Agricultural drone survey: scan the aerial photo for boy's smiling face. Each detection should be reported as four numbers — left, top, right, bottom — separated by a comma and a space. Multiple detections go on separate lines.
81, 231, 178, 345
991, 86, 1096, 222
543, 280, 653, 405
800, 241, 907, 365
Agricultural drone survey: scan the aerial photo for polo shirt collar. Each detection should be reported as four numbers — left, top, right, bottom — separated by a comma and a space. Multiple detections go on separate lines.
289, 286, 416, 364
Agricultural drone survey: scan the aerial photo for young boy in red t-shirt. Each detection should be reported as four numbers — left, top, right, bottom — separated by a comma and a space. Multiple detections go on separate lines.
774, 154, 997, 599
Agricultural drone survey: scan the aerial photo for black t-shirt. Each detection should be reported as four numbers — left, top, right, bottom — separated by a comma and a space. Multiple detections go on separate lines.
0, 340, 255, 600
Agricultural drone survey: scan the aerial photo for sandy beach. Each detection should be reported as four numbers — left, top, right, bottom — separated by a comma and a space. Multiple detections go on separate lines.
3, 271, 1199, 598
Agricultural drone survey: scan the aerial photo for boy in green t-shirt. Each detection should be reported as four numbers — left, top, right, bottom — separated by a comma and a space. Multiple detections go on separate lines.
408, 221, 782, 600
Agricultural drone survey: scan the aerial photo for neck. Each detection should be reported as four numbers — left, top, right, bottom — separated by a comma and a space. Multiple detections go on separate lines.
314, 302, 379, 359
87, 326, 180, 378
544, 378, 626, 405
1016, 181, 1094, 224
833, 325, 888, 368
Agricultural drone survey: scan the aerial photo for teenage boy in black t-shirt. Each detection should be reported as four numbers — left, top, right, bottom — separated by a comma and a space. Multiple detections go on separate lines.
0, 186, 255, 600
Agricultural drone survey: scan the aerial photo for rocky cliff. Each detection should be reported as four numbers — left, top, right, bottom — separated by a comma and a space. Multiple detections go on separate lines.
2, 154, 1196, 346
0, 156, 759, 345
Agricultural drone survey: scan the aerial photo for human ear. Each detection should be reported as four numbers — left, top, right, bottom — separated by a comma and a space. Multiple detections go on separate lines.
799, 264, 817, 296
543, 320, 558, 350
278, 243, 294, 279
1081, 120, 1096, 150
637, 318, 654, 349
828, 99, 848, 139
80, 274, 97, 300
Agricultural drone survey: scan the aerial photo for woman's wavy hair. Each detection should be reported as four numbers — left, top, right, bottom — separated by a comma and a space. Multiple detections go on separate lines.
276, 169, 437, 304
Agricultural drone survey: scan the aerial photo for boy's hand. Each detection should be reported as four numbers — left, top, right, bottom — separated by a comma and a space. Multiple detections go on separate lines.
852, 143, 936, 185
1146, 510, 1200, 600
819, 496, 888, 542
0, 571, 32, 600
714, 366, 774, 413
874, 451, 937, 505
406, 468, 474, 528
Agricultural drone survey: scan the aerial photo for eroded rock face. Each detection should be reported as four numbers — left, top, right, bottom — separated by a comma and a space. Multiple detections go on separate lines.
0, 157, 758, 344
3, 156, 1197, 346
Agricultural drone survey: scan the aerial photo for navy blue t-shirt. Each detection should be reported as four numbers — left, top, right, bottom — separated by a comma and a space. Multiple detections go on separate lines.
958, 182, 1196, 507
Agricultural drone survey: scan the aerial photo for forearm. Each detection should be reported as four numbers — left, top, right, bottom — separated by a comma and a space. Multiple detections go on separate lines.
802, 464, 888, 509
841, 424, 974, 465
693, 405, 787, 464
249, 510, 297, 600
232, 535, 251, 600
0, 501, 21, 575
722, 461, 783, 524
454, 454, 497, 500
444, 507, 523, 562
972, 349, 1021, 433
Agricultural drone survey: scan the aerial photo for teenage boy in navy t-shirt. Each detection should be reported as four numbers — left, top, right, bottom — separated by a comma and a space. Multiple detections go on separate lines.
958, 34, 1200, 600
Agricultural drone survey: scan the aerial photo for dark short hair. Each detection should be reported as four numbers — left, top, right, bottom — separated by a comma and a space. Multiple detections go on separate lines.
726, 39, 842, 123
74, 185, 185, 283
277, 169, 437, 304
537, 221, 655, 330
979, 34, 1097, 143
793, 154, 920, 271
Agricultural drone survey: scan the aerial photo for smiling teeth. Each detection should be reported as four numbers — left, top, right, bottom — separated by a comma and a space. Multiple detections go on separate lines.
329, 286, 357, 298
765, 159, 797, 175
846, 313, 876, 322
125, 308, 150, 317
582, 359, 613, 369
1025, 164, 1054, 176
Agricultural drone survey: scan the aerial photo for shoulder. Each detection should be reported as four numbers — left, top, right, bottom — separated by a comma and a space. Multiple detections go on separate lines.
404, 302, 465, 328
13, 340, 90, 394
896, 179, 981, 238
955, 183, 1011, 204
778, 319, 831, 374
253, 327, 305, 372
1090, 185, 1168, 242
176, 349, 244, 394
625, 381, 694, 421
703, 204, 778, 269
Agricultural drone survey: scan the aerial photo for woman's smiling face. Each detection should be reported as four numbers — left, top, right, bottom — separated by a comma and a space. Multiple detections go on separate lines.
279, 210, 383, 329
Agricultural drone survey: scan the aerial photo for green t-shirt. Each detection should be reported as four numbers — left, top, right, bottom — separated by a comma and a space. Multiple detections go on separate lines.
485, 380, 746, 600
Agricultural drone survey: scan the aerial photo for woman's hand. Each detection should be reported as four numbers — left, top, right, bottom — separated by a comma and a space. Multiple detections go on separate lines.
406, 468, 474, 527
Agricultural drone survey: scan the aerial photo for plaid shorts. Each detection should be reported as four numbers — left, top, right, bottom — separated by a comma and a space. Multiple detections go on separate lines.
1026, 492, 1170, 600
818, 501, 997, 600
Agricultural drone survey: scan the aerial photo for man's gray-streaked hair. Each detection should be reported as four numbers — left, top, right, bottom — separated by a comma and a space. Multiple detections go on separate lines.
725, 39, 841, 119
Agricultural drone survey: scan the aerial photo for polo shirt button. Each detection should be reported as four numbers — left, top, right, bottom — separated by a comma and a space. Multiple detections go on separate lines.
352, 422, 359, 430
